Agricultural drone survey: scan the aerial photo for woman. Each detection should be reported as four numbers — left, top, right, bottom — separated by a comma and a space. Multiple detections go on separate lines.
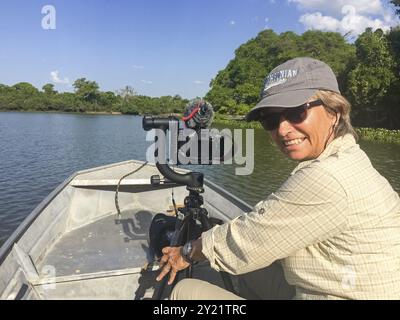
156, 57, 400, 300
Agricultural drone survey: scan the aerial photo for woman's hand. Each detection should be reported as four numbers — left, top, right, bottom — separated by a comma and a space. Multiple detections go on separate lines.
156, 246, 190, 285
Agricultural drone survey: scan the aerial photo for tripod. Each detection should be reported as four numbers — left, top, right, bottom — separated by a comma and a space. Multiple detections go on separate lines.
174, 189, 234, 282
142, 115, 235, 299
154, 185, 235, 299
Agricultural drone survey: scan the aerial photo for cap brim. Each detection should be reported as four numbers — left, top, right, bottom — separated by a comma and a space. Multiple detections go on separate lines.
245, 89, 318, 121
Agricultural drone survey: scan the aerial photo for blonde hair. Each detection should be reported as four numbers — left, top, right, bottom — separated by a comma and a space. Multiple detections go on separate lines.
313, 90, 358, 141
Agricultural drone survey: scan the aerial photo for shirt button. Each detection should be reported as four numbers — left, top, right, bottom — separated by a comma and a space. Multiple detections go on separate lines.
258, 208, 265, 214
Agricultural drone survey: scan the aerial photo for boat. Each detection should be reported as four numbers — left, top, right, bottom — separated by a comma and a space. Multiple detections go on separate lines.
0, 160, 294, 300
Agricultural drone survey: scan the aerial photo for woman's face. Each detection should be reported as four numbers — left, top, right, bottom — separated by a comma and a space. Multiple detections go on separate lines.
268, 104, 337, 161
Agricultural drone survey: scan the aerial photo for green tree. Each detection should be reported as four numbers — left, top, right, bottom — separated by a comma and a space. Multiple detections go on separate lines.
206, 29, 355, 116
9, 83, 40, 111
347, 28, 396, 127
42, 83, 57, 95
387, 27, 400, 75
73, 78, 100, 103
13, 82, 39, 96
117, 85, 136, 99
205, 86, 235, 114
99, 91, 119, 111
384, 26, 400, 128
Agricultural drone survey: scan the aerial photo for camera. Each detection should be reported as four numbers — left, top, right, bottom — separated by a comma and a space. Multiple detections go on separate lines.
144, 100, 236, 295
142, 100, 233, 165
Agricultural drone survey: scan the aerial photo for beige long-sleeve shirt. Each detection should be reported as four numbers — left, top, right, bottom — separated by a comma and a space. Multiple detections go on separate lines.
201, 134, 400, 299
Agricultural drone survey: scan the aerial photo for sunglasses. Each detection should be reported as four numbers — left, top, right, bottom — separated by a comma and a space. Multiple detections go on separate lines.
259, 99, 324, 131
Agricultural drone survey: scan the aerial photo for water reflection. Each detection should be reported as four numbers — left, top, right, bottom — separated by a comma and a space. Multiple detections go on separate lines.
0, 112, 399, 245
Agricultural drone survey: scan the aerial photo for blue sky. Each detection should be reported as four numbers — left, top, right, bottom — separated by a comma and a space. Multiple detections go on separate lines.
0, 0, 398, 99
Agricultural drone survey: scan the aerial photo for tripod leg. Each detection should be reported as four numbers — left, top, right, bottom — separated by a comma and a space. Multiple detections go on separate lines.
153, 276, 169, 300
185, 218, 196, 278
154, 213, 193, 299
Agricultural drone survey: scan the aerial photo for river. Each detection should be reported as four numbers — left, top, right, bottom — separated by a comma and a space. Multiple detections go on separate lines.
1, 112, 399, 246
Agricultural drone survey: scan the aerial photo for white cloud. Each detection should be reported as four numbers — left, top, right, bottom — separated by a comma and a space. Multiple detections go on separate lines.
288, 0, 384, 16
50, 70, 69, 84
299, 5, 393, 37
299, 12, 339, 31
194, 80, 204, 84
141, 80, 152, 84
229, 20, 236, 26
288, 0, 399, 37
132, 65, 144, 69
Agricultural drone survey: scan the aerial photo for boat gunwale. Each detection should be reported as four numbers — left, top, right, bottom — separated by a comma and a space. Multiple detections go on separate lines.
203, 178, 253, 213
31, 266, 147, 286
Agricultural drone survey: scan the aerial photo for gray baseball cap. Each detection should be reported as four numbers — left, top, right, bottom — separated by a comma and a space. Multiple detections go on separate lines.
245, 57, 340, 121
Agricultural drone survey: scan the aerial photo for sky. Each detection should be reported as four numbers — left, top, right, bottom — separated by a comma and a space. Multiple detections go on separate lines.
0, 0, 399, 99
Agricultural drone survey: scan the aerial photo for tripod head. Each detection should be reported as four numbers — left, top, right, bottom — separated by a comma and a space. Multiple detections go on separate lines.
142, 115, 204, 192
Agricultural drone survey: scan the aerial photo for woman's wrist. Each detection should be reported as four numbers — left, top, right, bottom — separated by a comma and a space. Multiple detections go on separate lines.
180, 237, 207, 264
190, 237, 206, 262
181, 241, 195, 264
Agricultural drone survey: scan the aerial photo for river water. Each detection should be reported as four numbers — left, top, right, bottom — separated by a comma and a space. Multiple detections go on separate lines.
1, 112, 399, 246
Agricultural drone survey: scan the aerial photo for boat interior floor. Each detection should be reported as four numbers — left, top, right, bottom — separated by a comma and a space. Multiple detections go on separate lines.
35, 209, 225, 299
38, 209, 153, 277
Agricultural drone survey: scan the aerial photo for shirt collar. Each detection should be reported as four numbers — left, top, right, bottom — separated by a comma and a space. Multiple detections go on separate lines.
291, 134, 357, 174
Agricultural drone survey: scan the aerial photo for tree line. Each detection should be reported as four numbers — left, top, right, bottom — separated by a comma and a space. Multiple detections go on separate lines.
205, 1, 400, 129
0, 81, 189, 115
1, 17, 400, 129
205, 26, 400, 129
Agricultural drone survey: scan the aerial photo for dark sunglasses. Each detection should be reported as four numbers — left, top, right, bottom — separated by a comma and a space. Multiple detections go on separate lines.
259, 99, 324, 131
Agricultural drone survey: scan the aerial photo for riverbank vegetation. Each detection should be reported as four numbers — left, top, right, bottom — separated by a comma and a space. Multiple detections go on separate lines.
213, 116, 400, 144
206, 27, 400, 130
1, 5, 400, 135
0, 82, 189, 115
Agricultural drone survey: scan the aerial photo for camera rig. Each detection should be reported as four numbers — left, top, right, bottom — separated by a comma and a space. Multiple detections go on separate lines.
142, 101, 235, 297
